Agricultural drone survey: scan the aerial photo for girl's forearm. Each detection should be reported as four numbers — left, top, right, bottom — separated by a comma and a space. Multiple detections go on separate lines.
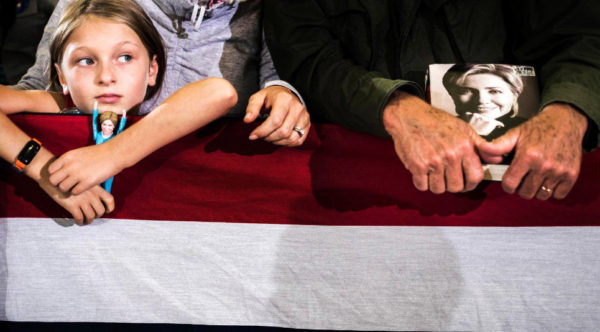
107, 77, 237, 169
0, 112, 54, 183
0, 86, 64, 114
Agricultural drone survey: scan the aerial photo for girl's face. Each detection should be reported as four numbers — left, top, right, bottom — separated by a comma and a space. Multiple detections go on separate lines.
101, 119, 115, 136
455, 73, 517, 119
56, 16, 158, 114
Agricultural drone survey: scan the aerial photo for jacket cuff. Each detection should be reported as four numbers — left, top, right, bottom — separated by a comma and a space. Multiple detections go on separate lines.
263, 80, 306, 107
373, 78, 423, 138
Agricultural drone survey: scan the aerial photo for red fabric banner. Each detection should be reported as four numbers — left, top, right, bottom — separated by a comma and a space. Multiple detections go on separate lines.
1, 113, 599, 226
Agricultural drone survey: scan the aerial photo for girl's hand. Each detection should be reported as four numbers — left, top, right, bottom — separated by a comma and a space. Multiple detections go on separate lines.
48, 143, 125, 195
39, 157, 115, 225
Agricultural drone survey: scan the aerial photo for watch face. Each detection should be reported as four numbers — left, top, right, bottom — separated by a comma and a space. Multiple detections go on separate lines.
18, 140, 41, 165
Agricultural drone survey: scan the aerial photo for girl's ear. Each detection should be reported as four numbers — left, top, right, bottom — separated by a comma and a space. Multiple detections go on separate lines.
147, 55, 159, 87
54, 63, 69, 95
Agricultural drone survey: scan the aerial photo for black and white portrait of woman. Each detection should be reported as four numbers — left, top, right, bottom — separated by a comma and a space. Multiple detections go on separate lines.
440, 64, 538, 141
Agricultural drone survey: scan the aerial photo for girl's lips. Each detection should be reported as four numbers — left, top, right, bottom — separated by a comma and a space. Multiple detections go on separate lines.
96, 94, 122, 103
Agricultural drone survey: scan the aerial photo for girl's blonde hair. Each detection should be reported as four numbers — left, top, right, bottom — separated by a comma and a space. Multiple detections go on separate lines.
49, 0, 166, 101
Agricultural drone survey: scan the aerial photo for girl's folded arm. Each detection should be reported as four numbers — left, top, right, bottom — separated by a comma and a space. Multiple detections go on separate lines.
48, 77, 237, 194
0, 112, 114, 224
0, 86, 64, 114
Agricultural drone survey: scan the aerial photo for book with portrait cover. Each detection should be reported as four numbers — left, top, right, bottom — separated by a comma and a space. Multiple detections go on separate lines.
427, 64, 540, 181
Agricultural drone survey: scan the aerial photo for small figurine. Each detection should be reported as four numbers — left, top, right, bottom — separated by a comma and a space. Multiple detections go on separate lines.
92, 101, 127, 193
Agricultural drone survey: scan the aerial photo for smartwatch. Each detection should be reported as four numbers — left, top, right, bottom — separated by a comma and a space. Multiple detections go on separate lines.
13, 138, 42, 172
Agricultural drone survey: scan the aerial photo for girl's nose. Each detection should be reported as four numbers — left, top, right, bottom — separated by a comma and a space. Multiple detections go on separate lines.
96, 63, 116, 85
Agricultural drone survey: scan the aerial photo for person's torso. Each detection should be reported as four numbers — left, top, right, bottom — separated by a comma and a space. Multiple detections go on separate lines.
318, 0, 509, 90
139, 0, 264, 116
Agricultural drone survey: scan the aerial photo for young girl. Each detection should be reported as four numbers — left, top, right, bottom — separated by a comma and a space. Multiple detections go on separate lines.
0, 0, 237, 222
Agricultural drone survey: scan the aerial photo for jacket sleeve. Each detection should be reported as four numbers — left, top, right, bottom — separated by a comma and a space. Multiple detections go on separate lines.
508, 0, 600, 150
258, 30, 280, 88
259, 30, 306, 106
263, 0, 420, 138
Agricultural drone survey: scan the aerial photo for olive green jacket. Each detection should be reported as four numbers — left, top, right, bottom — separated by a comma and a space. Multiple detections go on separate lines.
264, 0, 600, 148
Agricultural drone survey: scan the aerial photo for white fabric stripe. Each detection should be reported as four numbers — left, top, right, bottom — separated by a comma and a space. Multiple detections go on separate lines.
1, 218, 599, 331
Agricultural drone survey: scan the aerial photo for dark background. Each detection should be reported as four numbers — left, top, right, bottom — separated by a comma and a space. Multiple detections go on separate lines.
0, 0, 58, 85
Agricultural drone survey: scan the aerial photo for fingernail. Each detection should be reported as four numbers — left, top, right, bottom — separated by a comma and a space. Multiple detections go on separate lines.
249, 135, 257, 140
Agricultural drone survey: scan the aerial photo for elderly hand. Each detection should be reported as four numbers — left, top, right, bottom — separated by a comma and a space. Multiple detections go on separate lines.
383, 91, 486, 194
478, 103, 588, 200
244, 85, 310, 147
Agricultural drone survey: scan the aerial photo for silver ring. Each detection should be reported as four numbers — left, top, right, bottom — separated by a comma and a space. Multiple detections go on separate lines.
540, 185, 552, 193
293, 126, 305, 138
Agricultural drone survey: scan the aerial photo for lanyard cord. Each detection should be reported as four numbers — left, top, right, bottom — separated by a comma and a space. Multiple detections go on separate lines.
151, 0, 188, 38
151, 0, 235, 38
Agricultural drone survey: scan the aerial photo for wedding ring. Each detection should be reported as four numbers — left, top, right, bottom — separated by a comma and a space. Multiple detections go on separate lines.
540, 185, 552, 193
293, 126, 305, 138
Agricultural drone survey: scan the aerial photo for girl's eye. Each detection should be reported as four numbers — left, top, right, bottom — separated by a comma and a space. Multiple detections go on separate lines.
77, 58, 94, 66
118, 54, 132, 63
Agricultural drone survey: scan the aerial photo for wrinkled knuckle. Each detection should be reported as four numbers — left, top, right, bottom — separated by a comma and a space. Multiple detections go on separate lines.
444, 150, 459, 164
524, 148, 544, 164
566, 169, 579, 181
547, 165, 565, 179
457, 140, 473, 153
540, 160, 556, 174
428, 156, 443, 169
